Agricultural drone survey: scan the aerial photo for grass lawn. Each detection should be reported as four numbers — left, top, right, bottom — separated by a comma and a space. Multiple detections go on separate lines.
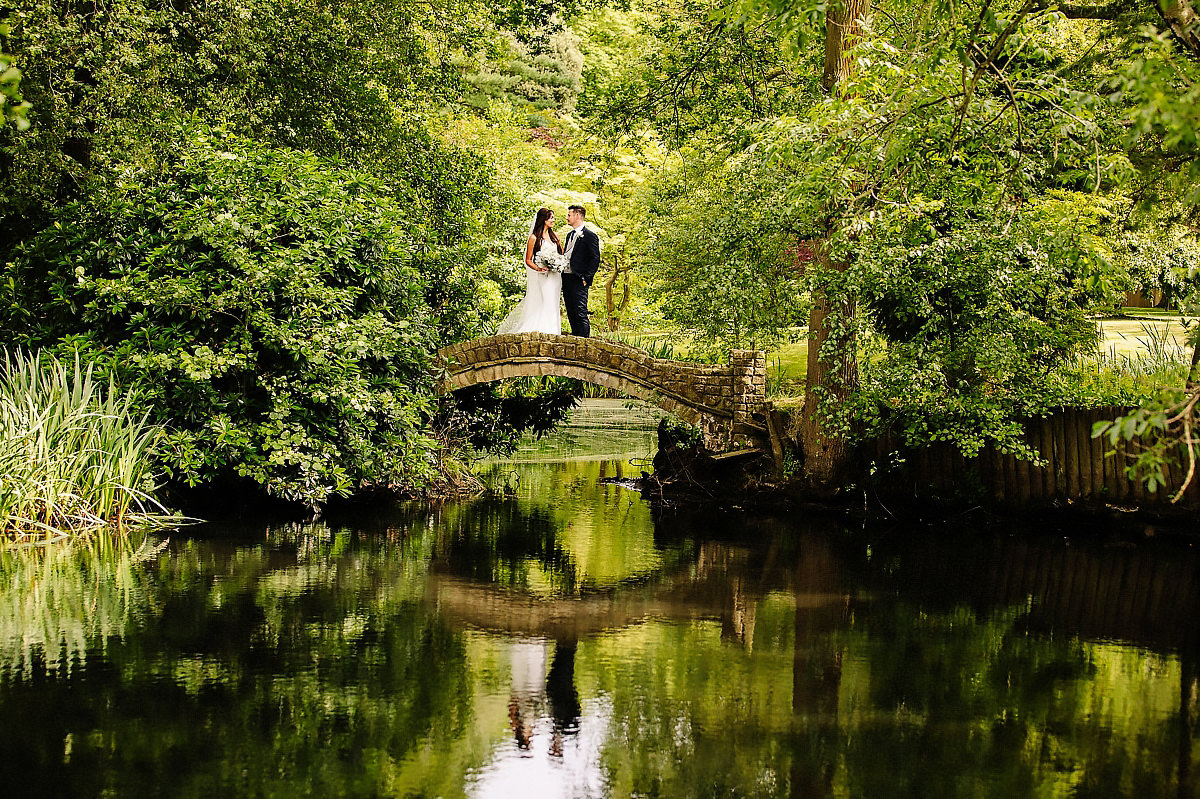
1099, 310, 1193, 353
765, 339, 807, 401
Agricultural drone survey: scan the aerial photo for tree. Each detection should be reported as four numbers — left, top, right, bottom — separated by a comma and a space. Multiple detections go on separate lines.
0, 0, 492, 241
594, 0, 1198, 479
797, 0, 871, 488
642, 148, 810, 355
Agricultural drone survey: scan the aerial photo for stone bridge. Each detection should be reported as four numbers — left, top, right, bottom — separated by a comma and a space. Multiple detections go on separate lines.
435, 333, 768, 450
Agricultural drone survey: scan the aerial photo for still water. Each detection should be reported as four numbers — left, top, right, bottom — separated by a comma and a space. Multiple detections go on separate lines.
1, 400, 1198, 799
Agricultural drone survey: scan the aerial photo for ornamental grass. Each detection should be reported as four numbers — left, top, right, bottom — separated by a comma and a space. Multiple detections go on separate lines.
0, 350, 169, 541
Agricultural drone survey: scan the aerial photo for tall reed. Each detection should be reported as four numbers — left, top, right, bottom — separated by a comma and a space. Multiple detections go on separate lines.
0, 350, 168, 540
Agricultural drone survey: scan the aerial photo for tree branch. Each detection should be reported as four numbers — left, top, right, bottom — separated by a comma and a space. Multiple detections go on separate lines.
1056, 2, 1129, 19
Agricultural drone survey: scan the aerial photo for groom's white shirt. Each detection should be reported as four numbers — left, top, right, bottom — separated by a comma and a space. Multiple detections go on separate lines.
562, 223, 586, 274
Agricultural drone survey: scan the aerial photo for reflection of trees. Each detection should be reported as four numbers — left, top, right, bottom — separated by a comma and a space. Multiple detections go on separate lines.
0, 528, 475, 799
578, 513, 1200, 799
434, 459, 694, 594
1182, 654, 1198, 799
435, 495, 580, 592
790, 532, 847, 799
4, 490, 1199, 799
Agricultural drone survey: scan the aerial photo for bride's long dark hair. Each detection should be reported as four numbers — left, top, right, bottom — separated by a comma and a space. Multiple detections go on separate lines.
533, 207, 563, 254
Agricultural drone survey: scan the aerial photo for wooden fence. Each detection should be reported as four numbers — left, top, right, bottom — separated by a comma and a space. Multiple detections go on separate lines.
864, 406, 1200, 510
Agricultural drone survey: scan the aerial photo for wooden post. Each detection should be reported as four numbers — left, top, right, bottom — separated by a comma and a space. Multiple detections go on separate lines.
1129, 430, 1147, 505
1088, 408, 1105, 501
917, 445, 931, 495
1111, 411, 1130, 504
1039, 415, 1056, 500
766, 408, 786, 477
1030, 419, 1048, 502
1003, 450, 1019, 505
1101, 406, 1121, 501
1065, 409, 1081, 499
1074, 409, 1093, 499
1160, 433, 1177, 503
1053, 410, 1068, 499
1014, 438, 1032, 505
990, 446, 1006, 504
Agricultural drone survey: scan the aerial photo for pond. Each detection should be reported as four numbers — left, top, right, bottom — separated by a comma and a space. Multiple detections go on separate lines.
1, 399, 1197, 799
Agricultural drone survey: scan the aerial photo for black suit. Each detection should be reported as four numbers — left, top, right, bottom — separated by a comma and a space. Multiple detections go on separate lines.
563, 226, 600, 337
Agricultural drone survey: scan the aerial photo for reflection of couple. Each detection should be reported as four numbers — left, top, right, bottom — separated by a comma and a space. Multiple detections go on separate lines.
508, 638, 581, 757
497, 205, 601, 338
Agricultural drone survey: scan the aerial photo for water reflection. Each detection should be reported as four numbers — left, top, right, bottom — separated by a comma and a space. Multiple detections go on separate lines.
468, 637, 606, 799
0, 442, 1197, 798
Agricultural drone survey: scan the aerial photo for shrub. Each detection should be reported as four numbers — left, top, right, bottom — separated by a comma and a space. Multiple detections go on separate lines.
2, 129, 478, 506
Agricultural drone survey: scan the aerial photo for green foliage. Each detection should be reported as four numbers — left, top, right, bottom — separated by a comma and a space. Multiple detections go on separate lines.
582, 0, 818, 142
0, 525, 478, 795
568, 132, 673, 333
493, 0, 588, 44
849, 205, 1110, 455
1, 129, 483, 507
1108, 26, 1200, 203
642, 147, 810, 355
694, 1, 1164, 456
572, 4, 661, 102
0, 21, 30, 132
457, 27, 584, 113
1038, 323, 1191, 410
656, 416, 703, 450
0, 350, 168, 540
1091, 325, 1200, 501
0, 0, 491, 234
1115, 223, 1200, 309
1093, 400, 1177, 494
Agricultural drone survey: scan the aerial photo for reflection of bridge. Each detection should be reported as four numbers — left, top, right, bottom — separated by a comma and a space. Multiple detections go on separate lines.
428, 526, 1200, 658
427, 540, 842, 644
435, 334, 768, 450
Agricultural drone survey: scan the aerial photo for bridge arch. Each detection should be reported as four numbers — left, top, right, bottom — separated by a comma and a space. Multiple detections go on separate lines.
436, 333, 768, 450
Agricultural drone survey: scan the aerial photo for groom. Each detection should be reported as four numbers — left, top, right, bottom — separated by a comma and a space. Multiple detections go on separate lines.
561, 204, 600, 337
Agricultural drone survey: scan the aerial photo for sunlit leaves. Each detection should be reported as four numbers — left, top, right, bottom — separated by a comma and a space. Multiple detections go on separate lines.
0, 21, 30, 132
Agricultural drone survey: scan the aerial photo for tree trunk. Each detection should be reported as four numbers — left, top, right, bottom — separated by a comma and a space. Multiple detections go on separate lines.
799, 243, 858, 487
822, 0, 872, 93
603, 251, 632, 333
802, 0, 870, 489
1158, 0, 1200, 58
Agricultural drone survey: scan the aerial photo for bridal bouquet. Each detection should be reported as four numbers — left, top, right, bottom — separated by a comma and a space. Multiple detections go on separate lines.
534, 252, 569, 273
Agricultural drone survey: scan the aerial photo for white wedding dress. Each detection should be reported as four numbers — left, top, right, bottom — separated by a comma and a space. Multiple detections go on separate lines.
496, 236, 563, 335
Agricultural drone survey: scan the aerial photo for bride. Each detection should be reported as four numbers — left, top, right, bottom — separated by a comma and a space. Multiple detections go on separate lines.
496, 207, 563, 335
